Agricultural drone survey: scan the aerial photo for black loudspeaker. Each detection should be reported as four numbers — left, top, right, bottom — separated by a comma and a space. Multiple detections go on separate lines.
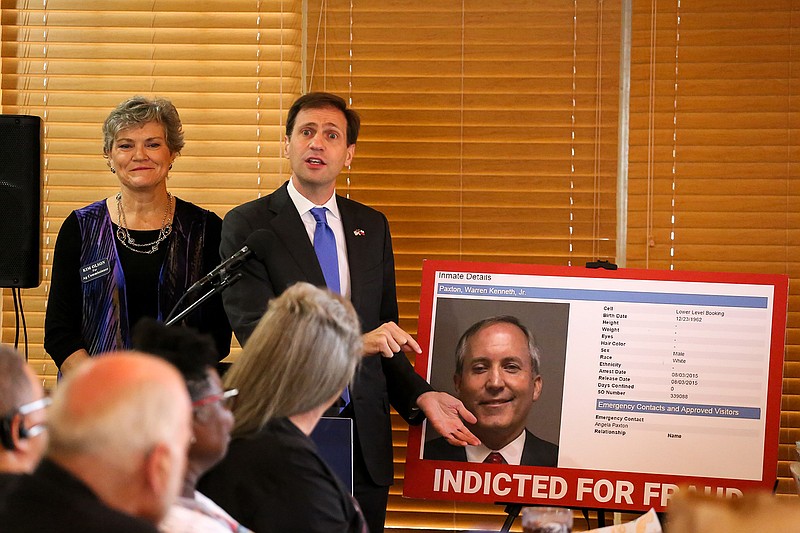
0, 115, 42, 288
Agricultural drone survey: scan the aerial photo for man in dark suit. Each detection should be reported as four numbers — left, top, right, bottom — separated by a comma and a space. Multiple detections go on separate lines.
424, 316, 559, 466
220, 92, 479, 533
0, 353, 193, 532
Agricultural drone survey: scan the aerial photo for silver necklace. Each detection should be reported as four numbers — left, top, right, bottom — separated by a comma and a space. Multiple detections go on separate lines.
115, 192, 173, 254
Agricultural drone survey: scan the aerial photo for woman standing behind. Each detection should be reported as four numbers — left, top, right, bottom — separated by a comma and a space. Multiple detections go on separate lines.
45, 96, 231, 375
198, 283, 367, 533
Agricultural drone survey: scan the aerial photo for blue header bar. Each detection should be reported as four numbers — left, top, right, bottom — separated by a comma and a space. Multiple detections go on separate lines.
596, 399, 761, 419
436, 284, 768, 309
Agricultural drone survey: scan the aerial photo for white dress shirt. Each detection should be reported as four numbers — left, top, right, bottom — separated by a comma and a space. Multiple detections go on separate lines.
465, 430, 527, 465
287, 178, 351, 298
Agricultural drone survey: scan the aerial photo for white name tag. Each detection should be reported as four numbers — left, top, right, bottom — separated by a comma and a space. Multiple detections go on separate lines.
80, 258, 110, 283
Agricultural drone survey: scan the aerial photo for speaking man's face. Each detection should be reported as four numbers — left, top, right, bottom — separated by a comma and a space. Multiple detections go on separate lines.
454, 322, 542, 450
284, 105, 355, 201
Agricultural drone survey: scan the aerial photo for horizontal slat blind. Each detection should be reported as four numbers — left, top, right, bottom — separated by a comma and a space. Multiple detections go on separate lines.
627, 0, 799, 500
1, 0, 790, 528
0, 1, 303, 387
305, 1, 620, 529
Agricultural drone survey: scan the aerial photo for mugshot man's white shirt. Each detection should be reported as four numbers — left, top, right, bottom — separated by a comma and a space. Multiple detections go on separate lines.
287, 177, 351, 298
465, 430, 526, 465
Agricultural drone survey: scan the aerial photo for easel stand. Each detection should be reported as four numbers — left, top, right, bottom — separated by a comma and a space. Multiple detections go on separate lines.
499, 504, 522, 532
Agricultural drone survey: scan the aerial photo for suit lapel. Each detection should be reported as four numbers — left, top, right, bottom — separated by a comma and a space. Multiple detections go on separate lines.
520, 429, 552, 466
269, 184, 327, 286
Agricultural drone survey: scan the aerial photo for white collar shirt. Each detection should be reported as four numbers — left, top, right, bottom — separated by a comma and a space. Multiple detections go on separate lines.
464, 430, 526, 466
287, 178, 351, 298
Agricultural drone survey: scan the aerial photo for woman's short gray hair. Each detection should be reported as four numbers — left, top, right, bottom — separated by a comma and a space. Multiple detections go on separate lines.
226, 283, 363, 438
102, 96, 185, 156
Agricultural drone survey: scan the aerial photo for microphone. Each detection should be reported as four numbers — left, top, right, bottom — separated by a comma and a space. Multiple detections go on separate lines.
165, 229, 272, 325
188, 229, 271, 292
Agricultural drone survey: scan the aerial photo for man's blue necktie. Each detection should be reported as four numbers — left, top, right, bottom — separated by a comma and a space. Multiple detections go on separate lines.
310, 207, 349, 410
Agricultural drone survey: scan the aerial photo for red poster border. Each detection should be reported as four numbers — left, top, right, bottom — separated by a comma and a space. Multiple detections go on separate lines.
404, 260, 789, 512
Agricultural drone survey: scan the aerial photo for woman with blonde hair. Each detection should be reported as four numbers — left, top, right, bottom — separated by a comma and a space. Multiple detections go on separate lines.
199, 282, 367, 533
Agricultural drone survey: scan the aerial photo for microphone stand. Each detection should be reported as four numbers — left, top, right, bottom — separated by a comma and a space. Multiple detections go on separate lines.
164, 272, 242, 326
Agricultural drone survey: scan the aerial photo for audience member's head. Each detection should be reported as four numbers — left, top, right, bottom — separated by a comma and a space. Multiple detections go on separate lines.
132, 319, 234, 494
0, 345, 48, 473
226, 282, 362, 437
454, 315, 543, 451
47, 352, 192, 524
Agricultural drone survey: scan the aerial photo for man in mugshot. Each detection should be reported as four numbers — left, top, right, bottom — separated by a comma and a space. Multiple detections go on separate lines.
424, 315, 558, 466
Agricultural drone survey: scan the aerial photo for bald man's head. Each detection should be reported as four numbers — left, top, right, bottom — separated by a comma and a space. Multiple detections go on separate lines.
48, 352, 193, 524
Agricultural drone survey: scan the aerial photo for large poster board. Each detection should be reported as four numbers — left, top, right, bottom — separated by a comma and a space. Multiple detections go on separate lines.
403, 261, 788, 512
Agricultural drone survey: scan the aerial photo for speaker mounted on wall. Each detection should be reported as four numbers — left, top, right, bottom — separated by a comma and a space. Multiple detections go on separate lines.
0, 115, 42, 288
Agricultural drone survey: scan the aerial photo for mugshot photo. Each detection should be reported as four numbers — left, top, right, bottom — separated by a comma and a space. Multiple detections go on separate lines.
422, 297, 570, 466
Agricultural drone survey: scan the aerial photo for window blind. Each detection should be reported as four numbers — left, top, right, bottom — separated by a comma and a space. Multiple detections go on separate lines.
627, 0, 799, 501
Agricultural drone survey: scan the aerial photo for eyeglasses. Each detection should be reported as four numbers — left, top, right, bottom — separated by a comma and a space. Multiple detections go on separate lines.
18, 396, 51, 439
18, 397, 51, 416
192, 389, 238, 410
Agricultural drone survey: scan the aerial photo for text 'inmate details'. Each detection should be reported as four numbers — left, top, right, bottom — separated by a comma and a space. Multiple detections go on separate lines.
404, 261, 788, 511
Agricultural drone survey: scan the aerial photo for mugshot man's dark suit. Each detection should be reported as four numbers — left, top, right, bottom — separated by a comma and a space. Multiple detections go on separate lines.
423, 429, 559, 467
220, 181, 432, 531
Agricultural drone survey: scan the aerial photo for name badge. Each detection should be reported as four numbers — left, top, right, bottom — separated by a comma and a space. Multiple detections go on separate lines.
80, 258, 111, 283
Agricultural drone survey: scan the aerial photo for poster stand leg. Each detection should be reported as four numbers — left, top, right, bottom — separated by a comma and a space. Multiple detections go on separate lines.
498, 503, 522, 533
584, 508, 606, 527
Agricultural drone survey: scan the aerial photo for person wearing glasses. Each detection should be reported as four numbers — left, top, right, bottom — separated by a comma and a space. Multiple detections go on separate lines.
199, 283, 368, 533
0, 344, 49, 508
132, 319, 251, 533
0, 353, 193, 532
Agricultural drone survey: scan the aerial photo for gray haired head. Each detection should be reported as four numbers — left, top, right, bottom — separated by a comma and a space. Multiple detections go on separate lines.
454, 315, 542, 376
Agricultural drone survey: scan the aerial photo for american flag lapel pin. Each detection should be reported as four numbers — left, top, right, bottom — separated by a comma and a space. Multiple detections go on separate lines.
354, 228, 365, 236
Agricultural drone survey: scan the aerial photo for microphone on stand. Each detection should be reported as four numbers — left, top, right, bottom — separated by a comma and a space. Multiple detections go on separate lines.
187, 229, 271, 293
165, 229, 271, 325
